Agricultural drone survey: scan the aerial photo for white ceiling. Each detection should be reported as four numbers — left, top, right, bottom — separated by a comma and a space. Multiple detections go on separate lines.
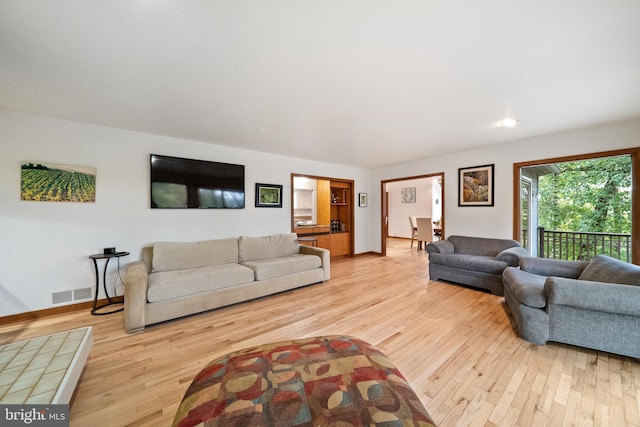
2, 1, 640, 168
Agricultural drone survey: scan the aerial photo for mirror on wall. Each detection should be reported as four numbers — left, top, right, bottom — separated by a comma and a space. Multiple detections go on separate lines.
292, 176, 330, 226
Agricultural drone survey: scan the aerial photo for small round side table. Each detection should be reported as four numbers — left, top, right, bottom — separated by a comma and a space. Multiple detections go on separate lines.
89, 251, 129, 315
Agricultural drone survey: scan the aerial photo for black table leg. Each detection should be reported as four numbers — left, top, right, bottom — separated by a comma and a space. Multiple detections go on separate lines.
90, 255, 125, 315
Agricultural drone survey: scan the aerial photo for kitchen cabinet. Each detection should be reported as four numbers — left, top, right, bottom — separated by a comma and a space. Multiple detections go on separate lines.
293, 189, 313, 223
329, 232, 350, 256
292, 174, 354, 257
294, 225, 331, 250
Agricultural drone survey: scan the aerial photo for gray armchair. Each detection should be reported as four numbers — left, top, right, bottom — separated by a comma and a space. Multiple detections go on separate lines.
503, 254, 640, 358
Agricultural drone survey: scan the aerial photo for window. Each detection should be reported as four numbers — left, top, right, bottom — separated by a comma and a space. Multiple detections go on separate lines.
514, 148, 639, 264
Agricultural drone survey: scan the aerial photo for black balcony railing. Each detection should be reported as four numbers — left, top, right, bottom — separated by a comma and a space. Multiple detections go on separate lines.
537, 227, 631, 262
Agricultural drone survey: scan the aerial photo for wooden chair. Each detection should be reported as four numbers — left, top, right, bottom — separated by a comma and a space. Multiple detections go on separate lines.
409, 217, 418, 248
415, 217, 433, 251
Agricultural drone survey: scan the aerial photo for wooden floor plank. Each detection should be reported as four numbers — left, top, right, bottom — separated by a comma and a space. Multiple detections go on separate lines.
0, 238, 638, 426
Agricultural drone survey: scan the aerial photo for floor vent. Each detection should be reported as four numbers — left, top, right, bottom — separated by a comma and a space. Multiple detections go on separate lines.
52, 290, 73, 305
73, 287, 92, 301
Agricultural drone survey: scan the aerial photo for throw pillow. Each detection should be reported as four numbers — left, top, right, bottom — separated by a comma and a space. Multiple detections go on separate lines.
578, 254, 640, 286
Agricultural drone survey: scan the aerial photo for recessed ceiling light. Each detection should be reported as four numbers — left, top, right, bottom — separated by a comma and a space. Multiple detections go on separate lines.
498, 118, 518, 128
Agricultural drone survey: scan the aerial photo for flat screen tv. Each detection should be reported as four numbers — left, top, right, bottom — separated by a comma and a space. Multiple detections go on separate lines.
150, 154, 245, 209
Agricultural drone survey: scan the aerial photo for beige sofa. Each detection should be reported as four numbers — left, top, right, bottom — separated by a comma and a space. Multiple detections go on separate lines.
124, 233, 330, 333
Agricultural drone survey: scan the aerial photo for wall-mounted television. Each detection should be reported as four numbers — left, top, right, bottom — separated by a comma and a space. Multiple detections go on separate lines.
150, 154, 245, 209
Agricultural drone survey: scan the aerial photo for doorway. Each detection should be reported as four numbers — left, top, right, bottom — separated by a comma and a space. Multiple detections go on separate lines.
380, 172, 445, 257
291, 173, 355, 257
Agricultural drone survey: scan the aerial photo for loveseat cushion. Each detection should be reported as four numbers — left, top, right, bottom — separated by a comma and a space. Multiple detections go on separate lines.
147, 263, 255, 303
152, 238, 239, 273
502, 267, 547, 308
429, 253, 508, 275
242, 254, 321, 281
426, 239, 454, 254
448, 235, 521, 257
238, 233, 299, 262
520, 257, 588, 278
578, 254, 640, 286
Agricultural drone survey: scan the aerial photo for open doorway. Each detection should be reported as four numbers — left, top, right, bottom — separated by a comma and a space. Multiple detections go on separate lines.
381, 172, 445, 257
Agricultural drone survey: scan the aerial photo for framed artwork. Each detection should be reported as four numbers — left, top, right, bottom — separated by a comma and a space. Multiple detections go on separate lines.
458, 164, 494, 206
20, 161, 96, 203
358, 193, 368, 207
401, 187, 416, 203
255, 183, 283, 208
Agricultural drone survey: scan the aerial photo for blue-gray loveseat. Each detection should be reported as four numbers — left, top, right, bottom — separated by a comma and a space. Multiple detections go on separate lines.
426, 235, 528, 295
502, 254, 640, 358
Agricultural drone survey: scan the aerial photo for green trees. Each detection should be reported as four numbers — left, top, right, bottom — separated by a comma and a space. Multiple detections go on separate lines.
538, 155, 631, 233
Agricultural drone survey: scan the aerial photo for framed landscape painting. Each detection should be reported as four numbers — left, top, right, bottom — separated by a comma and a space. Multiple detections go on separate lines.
21, 161, 96, 203
255, 183, 283, 208
458, 164, 494, 206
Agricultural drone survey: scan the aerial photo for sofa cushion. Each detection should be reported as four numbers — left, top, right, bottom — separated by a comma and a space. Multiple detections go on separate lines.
147, 263, 255, 303
429, 253, 508, 275
152, 238, 239, 273
502, 267, 548, 308
238, 233, 299, 262
520, 257, 589, 278
241, 254, 321, 281
448, 235, 520, 257
578, 254, 640, 286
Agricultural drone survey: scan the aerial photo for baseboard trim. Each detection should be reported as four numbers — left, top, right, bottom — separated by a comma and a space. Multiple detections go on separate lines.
0, 297, 124, 324
352, 251, 382, 257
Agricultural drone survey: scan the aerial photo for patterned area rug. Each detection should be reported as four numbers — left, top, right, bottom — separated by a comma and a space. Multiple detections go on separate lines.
173, 335, 436, 426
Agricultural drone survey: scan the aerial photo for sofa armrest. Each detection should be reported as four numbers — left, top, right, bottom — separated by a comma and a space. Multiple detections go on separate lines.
124, 261, 149, 333
496, 247, 528, 266
299, 245, 331, 282
520, 257, 589, 278
544, 277, 640, 316
426, 240, 454, 254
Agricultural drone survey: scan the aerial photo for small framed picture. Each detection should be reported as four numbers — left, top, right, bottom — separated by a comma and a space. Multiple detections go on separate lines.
358, 193, 368, 207
458, 164, 494, 206
401, 187, 416, 203
255, 183, 283, 208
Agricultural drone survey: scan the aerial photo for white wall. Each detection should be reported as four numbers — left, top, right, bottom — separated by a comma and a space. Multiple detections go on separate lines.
371, 118, 640, 253
0, 110, 372, 316
2, 109, 638, 317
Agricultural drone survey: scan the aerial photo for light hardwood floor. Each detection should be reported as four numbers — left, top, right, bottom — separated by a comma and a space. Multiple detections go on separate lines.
1, 238, 638, 426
